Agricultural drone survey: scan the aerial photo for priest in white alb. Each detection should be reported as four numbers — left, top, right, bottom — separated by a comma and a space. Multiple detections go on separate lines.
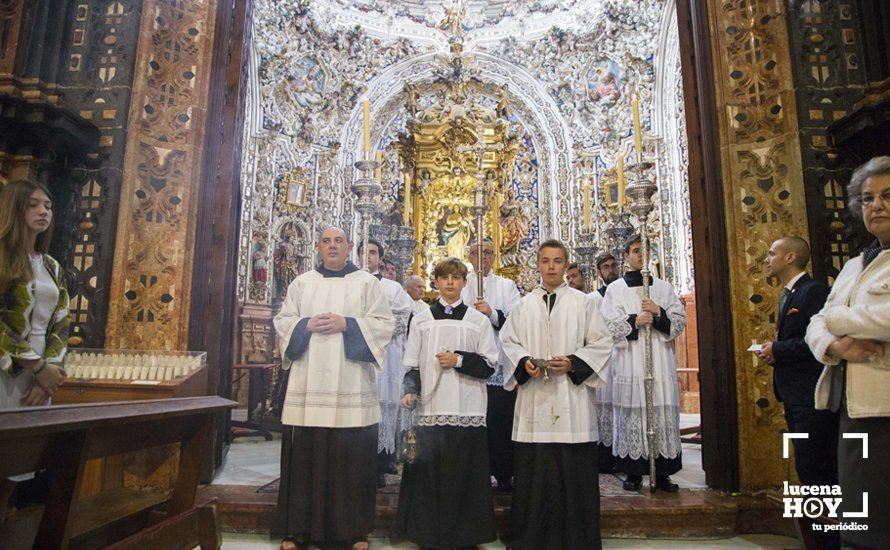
358, 239, 414, 486
272, 227, 394, 550
500, 239, 612, 549
462, 237, 522, 491
601, 235, 686, 492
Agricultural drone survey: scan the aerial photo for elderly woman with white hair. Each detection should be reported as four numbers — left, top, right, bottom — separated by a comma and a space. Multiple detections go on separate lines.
806, 156, 890, 549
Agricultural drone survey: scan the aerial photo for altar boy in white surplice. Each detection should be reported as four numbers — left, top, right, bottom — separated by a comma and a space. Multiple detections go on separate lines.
395, 257, 498, 549
500, 239, 612, 550
358, 239, 413, 486
272, 227, 394, 550
601, 235, 686, 493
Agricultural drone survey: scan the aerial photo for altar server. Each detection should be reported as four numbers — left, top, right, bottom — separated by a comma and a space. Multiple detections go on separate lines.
273, 227, 394, 550
396, 256, 498, 549
587, 253, 621, 473
602, 235, 686, 492
358, 239, 414, 485
461, 237, 522, 490
500, 239, 612, 549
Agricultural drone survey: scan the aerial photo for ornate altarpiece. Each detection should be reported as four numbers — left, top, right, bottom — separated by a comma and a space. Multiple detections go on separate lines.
394, 49, 520, 285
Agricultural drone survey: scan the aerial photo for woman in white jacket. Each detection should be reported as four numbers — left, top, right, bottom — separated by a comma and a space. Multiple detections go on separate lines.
806, 156, 890, 549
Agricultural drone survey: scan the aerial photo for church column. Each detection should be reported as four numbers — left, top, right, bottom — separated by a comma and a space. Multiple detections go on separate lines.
105, 0, 218, 350
705, 0, 811, 490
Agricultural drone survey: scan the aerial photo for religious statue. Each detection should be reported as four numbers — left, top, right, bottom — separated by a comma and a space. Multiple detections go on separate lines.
437, 0, 465, 37
499, 187, 529, 254
441, 207, 472, 260
404, 82, 420, 118
252, 243, 269, 283
496, 85, 510, 120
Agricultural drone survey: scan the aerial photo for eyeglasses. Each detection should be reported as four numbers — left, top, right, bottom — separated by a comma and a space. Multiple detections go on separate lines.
469, 250, 494, 256
861, 189, 890, 208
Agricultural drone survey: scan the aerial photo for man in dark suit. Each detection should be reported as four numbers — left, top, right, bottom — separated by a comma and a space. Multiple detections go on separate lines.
760, 236, 839, 549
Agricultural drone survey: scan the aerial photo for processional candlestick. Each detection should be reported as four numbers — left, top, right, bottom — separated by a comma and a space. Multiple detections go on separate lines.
575, 163, 600, 288
605, 208, 634, 274
352, 157, 383, 270
625, 155, 659, 493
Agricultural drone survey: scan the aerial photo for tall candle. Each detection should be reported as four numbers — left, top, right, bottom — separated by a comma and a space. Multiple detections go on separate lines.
618, 154, 626, 207
583, 181, 591, 231
362, 99, 371, 156
632, 94, 643, 161
403, 173, 412, 225
375, 150, 383, 182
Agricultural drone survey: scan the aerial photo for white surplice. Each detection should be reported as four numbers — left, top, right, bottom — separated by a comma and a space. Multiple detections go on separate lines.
377, 276, 414, 453
587, 289, 615, 447
500, 285, 612, 443
412, 299, 430, 315
403, 303, 499, 427
600, 276, 686, 460
461, 270, 522, 386
274, 269, 394, 428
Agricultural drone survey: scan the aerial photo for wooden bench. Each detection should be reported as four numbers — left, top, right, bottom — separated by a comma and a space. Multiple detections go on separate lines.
0, 396, 235, 549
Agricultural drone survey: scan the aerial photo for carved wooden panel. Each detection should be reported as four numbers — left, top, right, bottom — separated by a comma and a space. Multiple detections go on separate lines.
105, 0, 217, 349
786, 0, 871, 283
0, 0, 26, 76
709, 0, 811, 490
63, 0, 145, 348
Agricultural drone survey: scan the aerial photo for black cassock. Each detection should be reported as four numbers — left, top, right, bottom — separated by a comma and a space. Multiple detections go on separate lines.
395, 301, 498, 549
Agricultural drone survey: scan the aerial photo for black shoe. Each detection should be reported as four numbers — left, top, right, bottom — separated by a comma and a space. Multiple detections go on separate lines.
623, 474, 642, 491
655, 475, 679, 492
377, 473, 386, 488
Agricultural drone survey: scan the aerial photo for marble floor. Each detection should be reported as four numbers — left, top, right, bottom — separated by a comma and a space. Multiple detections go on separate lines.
212, 413, 706, 489
220, 533, 799, 549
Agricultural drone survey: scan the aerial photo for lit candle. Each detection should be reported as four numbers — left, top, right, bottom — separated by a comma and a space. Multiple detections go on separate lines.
583, 181, 591, 231
375, 150, 383, 183
403, 173, 412, 225
362, 98, 371, 157
618, 154, 626, 207
632, 94, 643, 161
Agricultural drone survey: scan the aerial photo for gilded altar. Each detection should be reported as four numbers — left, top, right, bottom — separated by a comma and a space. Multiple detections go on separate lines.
394, 45, 519, 284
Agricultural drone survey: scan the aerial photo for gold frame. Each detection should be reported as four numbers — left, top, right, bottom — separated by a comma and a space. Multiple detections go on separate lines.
278, 168, 311, 211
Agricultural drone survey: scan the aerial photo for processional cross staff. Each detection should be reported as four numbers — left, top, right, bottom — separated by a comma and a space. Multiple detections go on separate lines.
457, 126, 504, 300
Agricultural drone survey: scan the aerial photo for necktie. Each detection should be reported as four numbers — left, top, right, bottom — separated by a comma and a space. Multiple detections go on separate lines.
445, 305, 453, 315
779, 287, 791, 315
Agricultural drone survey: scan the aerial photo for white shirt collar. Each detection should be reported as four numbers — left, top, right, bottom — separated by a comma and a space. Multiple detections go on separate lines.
785, 271, 806, 291
438, 297, 463, 308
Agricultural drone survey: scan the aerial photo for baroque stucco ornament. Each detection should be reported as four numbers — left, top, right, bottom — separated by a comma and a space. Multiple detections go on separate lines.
239, 0, 692, 305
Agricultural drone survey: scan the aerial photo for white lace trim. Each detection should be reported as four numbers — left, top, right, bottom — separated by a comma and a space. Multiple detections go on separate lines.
378, 402, 402, 453
596, 402, 613, 446
605, 310, 633, 344
611, 404, 682, 460
666, 309, 687, 341
486, 364, 505, 386
415, 414, 486, 427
